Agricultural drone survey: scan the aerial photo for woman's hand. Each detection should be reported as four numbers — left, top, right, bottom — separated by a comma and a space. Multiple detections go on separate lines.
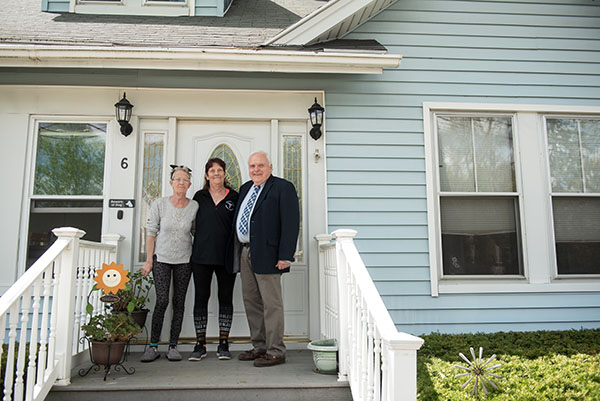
141, 260, 153, 277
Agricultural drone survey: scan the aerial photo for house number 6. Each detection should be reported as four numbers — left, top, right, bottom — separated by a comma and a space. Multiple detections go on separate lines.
121, 158, 128, 169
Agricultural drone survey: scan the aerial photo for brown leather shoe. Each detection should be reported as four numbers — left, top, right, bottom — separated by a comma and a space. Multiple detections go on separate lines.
238, 349, 266, 361
253, 353, 286, 367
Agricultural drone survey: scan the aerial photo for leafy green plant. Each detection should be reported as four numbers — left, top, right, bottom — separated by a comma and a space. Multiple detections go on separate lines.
110, 270, 154, 313
85, 269, 153, 316
81, 313, 140, 343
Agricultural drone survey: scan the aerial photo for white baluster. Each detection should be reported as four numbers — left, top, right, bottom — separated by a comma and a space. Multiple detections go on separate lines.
360, 298, 369, 400
0, 314, 6, 367
47, 261, 60, 377
93, 249, 102, 316
380, 336, 388, 401
14, 287, 32, 401
366, 314, 375, 401
72, 260, 83, 356
36, 270, 52, 390
373, 329, 382, 401
4, 304, 19, 401
26, 279, 42, 401
351, 275, 359, 387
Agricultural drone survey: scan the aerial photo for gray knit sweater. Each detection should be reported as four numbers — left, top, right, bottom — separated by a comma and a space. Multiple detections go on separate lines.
146, 196, 199, 264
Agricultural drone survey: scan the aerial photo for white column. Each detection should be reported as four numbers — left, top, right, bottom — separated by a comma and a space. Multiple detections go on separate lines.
52, 227, 85, 386
315, 234, 332, 340
332, 229, 357, 381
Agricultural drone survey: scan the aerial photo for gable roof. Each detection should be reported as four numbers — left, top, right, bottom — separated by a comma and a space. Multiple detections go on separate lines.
265, 0, 395, 46
0, 0, 401, 74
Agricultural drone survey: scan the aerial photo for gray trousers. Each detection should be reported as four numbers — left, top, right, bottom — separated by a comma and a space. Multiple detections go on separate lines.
240, 246, 286, 357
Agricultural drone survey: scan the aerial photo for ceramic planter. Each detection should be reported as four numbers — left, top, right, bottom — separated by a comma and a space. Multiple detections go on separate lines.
307, 338, 338, 374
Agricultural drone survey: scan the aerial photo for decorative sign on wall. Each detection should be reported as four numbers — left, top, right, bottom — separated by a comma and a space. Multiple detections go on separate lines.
109, 199, 135, 208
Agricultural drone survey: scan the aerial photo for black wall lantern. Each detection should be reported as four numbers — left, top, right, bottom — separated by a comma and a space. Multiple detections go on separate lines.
115, 92, 134, 137
308, 97, 324, 140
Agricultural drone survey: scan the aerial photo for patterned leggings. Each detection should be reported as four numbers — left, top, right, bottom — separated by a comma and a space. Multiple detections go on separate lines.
191, 263, 236, 343
150, 259, 192, 345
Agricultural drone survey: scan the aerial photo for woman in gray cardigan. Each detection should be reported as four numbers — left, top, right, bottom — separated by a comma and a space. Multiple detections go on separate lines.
140, 165, 199, 362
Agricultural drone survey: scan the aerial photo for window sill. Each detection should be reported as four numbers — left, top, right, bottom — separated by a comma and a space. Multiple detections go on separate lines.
438, 279, 600, 294
143, 1, 188, 6
79, 1, 124, 4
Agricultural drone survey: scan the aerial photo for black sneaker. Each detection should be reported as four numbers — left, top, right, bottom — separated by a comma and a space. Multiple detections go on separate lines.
188, 343, 207, 361
216, 341, 231, 360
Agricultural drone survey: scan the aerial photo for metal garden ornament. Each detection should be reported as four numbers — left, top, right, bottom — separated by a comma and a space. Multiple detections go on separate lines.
455, 347, 502, 399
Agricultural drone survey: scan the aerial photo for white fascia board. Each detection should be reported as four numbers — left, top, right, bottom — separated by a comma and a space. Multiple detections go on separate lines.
0, 44, 401, 74
265, 0, 374, 46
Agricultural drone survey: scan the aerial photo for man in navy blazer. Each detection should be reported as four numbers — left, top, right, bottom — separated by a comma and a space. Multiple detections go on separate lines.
226, 151, 299, 367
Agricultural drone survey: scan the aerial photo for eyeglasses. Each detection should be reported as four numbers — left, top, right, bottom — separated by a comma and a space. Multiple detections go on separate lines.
170, 164, 192, 173
172, 178, 191, 183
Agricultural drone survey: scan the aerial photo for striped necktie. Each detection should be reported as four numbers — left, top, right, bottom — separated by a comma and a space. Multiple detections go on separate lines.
238, 185, 260, 236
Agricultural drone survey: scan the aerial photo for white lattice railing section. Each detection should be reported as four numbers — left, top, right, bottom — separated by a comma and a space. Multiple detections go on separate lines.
0, 227, 121, 401
317, 229, 424, 401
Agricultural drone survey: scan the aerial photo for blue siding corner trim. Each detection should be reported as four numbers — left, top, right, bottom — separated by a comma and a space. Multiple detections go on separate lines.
43, 0, 69, 13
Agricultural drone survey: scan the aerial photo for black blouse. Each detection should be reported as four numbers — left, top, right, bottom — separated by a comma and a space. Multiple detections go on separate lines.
191, 188, 239, 266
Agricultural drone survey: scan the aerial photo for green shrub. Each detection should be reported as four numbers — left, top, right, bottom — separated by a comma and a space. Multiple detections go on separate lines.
417, 329, 600, 401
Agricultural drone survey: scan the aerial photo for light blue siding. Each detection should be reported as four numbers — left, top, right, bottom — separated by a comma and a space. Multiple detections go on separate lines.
336, 0, 600, 335
195, 0, 219, 16
42, 0, 69, 12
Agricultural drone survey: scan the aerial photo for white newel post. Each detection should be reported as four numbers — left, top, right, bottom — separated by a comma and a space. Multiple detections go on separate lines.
332, 229, 357, 381
52, 227, 85, 386
315, 234, 332, 340
383, 334, 424, 401
102, 233, 124, 261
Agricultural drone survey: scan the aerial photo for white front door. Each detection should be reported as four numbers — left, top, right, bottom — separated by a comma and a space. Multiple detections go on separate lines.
176, 119, 310, 340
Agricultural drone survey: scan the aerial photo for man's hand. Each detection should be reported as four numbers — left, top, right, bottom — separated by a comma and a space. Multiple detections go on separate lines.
276, 260, 291, 270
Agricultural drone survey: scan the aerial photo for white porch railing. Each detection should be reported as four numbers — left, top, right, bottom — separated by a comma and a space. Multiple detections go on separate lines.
316, 229, 424, 401
0, 227, 121, 401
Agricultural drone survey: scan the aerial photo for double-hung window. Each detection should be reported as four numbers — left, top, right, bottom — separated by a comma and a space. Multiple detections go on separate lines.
425, 104, 600, 295
436, 115, 523, 277
546, 117, 600, 276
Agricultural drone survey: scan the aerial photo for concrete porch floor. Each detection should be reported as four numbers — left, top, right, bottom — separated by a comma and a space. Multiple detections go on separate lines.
48, 344, 352, 401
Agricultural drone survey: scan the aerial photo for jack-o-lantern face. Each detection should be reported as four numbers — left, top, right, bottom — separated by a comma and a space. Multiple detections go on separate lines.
93, 262, 129, 294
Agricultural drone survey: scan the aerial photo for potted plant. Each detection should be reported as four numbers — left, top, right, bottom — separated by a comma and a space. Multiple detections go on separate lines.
110, 270, 154, 328
81, 312, 141, 366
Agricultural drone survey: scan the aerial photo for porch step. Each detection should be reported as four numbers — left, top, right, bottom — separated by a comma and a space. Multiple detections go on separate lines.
48, 349, 352, 401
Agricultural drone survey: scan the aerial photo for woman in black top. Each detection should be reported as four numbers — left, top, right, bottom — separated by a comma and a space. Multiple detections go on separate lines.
189, 158, 239, 361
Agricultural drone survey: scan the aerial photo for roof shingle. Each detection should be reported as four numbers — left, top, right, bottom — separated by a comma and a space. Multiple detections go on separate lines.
0, 0, 326, 48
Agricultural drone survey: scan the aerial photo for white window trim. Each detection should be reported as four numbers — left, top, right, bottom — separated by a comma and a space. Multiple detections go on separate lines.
142, 0, 188, 7
134, 124, 168, 267
77, 0, 123, 4
423, 102, 600, 296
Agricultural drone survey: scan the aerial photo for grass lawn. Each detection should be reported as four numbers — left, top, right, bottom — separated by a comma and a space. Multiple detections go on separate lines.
417, 329, 600, 401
